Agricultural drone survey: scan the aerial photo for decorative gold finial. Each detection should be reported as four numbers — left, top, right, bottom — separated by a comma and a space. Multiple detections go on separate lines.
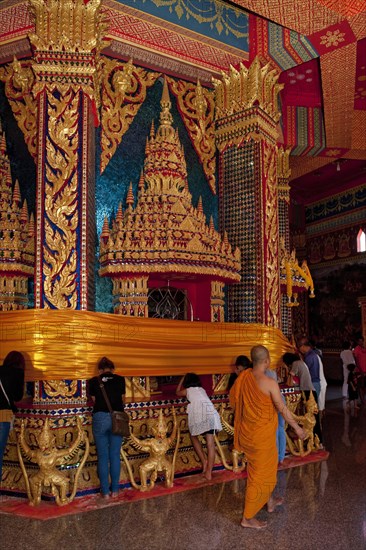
157, 78, 174, 141
126, 182, 134, 207
116, 203, 123, 223
197, 196, 203, 216
100, 217, 110, 240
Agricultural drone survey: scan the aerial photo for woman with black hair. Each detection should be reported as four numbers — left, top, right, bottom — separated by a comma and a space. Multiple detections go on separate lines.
228, 355, 252, 391
176, 373, 221, 481
88, 356, 125, 499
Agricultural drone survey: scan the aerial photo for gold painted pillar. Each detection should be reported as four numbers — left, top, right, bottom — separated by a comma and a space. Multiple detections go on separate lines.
278, 146, 292, 337
214, 59, 283, 327
28, 0, 107, 310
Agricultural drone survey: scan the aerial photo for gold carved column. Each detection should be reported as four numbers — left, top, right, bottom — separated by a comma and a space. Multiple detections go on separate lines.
27, 0, 107, 309
214, 59, 283, 327
0, 2, 108, 496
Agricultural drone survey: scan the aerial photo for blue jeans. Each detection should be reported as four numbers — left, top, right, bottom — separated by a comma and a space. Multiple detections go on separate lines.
313, 381, 321, 398
0, 422, 11, 486
92, 412, 123, 495
277, 413, 286, 462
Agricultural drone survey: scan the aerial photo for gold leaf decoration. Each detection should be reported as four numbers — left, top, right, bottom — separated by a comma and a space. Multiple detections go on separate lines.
99, 80, 241, 283
264, 144, 280, 327
213, 57, 283, 120
167, 77, 216, 194
100, 58, 160, 173
28, 0, 109, 53
0, 58, 38, 159
43, 89, 79, 309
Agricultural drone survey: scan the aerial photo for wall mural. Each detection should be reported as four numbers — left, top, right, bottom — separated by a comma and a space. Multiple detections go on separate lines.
309, 261, 366, 350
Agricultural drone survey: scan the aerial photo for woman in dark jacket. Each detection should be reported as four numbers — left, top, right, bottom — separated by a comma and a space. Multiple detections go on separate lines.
88, 356, 126, 499
0, 351, 25, 486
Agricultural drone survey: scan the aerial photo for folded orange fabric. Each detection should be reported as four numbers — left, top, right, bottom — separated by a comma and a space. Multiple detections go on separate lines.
231, 369, 278, 519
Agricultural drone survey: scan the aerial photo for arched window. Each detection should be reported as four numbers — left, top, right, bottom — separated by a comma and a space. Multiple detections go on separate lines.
357, 228, 366, 253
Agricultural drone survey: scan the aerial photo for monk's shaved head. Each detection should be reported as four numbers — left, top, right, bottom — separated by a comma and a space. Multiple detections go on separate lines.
250, 345, 270, 365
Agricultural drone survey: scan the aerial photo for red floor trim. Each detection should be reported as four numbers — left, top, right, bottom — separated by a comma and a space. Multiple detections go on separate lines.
0, 450, 329, 520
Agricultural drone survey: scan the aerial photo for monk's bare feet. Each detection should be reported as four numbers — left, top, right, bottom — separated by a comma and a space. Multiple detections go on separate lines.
241, 517, 267, 529
267, 496, 284, 513
202, 459, 208, 474
203, 471, 212, 481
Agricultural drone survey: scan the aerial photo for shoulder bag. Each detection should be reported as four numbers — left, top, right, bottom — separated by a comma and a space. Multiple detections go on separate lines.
98, 376, 130, 437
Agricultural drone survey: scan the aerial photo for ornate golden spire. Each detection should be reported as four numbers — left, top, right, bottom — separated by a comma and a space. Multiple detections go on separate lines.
0, 125, 34, 310
99, 82, 241, 283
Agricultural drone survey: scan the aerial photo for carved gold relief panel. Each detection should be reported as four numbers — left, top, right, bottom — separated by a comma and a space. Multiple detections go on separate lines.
100, 58, 159, 173
167, 77, 216, 194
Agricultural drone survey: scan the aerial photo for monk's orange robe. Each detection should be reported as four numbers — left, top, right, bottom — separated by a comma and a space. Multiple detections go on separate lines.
231, 369, 278, 519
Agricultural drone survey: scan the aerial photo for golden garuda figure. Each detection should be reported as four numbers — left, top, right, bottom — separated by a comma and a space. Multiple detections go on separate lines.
126, 408, 179, 492
286, 392, 321, 457
17, 416, 89, 506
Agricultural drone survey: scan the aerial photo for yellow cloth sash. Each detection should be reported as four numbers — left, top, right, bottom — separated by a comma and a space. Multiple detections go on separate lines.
0, 310, 293, 381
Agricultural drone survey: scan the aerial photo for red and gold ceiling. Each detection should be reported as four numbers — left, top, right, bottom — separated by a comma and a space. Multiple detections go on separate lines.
0, 0, 365, 198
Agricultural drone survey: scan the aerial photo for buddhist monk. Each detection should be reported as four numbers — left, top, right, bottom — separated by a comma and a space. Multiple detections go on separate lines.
230, 345, 306, 529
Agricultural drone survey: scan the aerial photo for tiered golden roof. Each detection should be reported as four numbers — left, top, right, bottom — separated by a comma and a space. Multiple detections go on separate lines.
0, 123, 34, 278
99, 79, 241, 282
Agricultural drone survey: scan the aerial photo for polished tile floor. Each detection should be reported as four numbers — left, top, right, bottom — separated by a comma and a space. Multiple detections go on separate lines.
1, 386, 365, 550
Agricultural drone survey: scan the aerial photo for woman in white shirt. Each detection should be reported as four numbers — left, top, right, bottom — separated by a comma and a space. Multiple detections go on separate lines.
177, 373, 222, 481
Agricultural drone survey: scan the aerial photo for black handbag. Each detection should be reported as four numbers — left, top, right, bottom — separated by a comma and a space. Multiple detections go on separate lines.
98, 377, 130, 437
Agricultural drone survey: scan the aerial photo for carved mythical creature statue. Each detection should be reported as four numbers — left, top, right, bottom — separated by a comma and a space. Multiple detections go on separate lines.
215, 408, 246, 473
127, 408, 179, 491
286, 392, 320, 457
17, 416, 88, 506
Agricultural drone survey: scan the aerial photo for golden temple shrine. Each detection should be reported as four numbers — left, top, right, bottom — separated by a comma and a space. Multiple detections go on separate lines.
0, 0, 365, 522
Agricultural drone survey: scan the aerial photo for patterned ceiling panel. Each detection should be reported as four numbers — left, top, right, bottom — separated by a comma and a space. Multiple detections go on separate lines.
0, 1, 32, 43
351, 110, 366, 149
289, 156, 334, 181
112, 0, 249, 50
348, 11, 366, 39
0, 0, 365, 185
308, 20, 356, 53
280, 59, 322, 107
321, 42, 357, 149
314, 0, 366, 18
252, 15, 318, 69
355, 38, 366, 110
284, 106, 325, 156
229, 0, 343, 35
103, 2, 248, 73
